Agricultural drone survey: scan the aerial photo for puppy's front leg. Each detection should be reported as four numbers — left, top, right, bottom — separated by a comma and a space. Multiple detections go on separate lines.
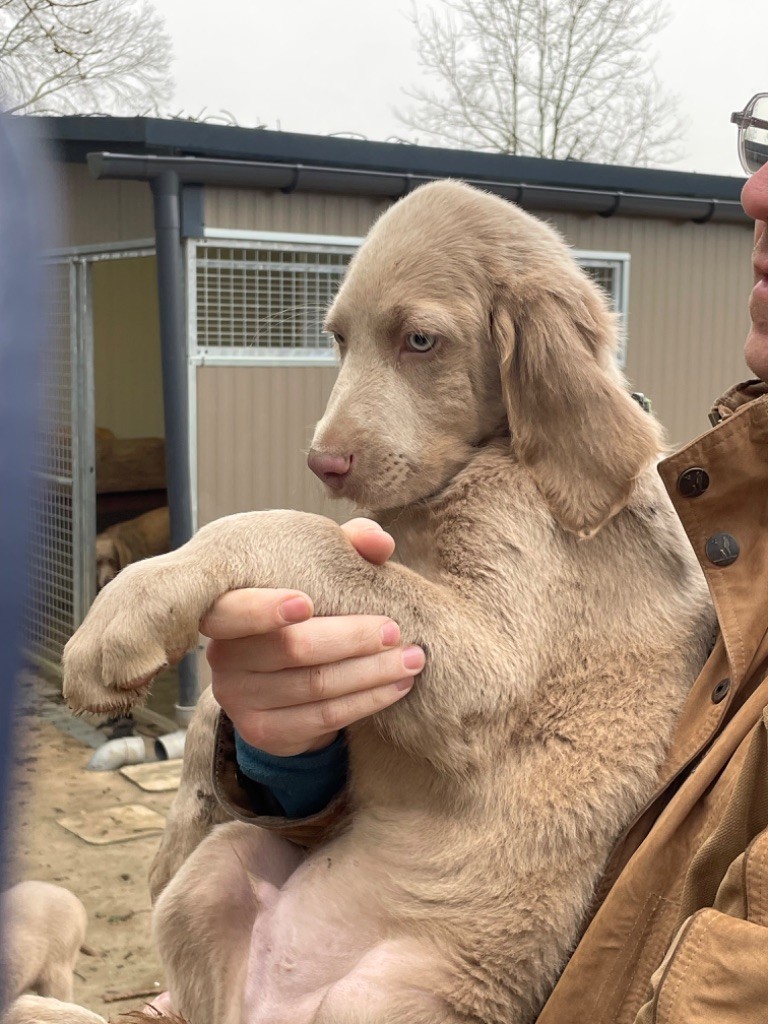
148, 687, 231, 903
64, 511, 359, 715
63, 511, 512, 767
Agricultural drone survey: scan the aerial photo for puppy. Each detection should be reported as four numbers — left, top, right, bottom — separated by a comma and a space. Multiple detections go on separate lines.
96, 507, 170, 591
1, 881, 88, 1004
63, 181, 715, 1024
2, 995, 106, 1024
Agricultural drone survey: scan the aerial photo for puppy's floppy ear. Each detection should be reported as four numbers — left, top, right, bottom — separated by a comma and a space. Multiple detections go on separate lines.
492, 278, 662, 538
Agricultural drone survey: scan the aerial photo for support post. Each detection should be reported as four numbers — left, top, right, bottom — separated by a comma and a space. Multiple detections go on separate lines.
150, 171, 199, 720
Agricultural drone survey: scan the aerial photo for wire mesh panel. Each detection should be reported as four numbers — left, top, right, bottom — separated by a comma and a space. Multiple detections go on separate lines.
192, 242, 357, 361
26, 256, 95, 669
25, 260, 77, 664
192, 241, 628, 364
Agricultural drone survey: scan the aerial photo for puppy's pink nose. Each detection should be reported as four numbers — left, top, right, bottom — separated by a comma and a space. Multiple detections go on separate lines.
307, 450, 353, 490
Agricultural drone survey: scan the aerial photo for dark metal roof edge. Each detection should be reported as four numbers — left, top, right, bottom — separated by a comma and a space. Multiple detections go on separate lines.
21, 114, 747, 203
88, 152, 751, 225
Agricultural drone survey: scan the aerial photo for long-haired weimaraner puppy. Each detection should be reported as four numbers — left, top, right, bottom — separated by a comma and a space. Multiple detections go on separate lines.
1, 881, 87, 1006
0, 881, 106, 1023
63, 181, 714, 1024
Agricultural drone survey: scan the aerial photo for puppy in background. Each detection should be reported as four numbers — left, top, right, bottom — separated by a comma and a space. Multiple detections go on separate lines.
0, 881, 90, 1005
96, 506, 170, 591
2, 994, 106, 1024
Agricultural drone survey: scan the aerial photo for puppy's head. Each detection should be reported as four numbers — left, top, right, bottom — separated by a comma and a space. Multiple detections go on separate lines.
311, 180, 660, 534
96, 535, 129, 590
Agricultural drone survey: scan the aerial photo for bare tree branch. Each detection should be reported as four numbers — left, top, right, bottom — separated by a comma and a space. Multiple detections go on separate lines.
0, 0, 174, 115
399, 0, 681, 167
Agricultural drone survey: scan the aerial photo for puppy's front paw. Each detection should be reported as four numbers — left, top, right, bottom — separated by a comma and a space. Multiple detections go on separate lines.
63, 558, 201, 715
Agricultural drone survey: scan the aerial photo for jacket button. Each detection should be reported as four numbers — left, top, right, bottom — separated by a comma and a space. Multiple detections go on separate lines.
705, 533, 740, 567
677, 467, 710, 497
711, 678, 731, 704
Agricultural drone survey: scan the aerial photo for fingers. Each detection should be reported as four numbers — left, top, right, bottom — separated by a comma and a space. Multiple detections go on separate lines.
206, 615, 403, 674
212, 643, 425, 711
219, 677, 419, 757
200, 588, 314, 640
341, 517, 395, 565
199, 520, 403, 758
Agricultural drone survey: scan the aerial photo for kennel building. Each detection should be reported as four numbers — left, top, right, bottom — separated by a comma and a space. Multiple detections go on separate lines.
26, 115, 754, 712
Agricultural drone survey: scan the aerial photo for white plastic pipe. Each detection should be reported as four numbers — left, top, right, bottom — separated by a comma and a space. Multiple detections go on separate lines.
154, 729, 186, 761
87, 735, 146, 771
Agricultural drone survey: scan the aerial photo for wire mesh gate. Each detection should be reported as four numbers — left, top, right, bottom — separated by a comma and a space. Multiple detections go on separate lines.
26, 256, 95, 668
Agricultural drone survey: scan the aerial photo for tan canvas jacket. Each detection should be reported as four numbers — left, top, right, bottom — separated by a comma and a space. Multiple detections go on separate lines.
213, 380, 768, 1024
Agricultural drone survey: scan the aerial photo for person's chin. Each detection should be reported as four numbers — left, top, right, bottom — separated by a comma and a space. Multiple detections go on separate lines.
745, 322, 768, 382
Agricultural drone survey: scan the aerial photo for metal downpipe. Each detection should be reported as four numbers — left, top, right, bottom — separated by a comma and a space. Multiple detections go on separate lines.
150, 171, 198, 721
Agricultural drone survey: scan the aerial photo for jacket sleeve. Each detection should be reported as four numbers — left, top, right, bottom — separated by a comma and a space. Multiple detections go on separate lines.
634, 828, 768, 1024
212, 710, 350, 849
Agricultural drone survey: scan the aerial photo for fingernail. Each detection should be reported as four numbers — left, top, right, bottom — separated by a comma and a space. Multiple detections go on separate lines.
394, 678, 414, 691
381, 621, 400, 646
402, 645, 425, 671
279, 596, 312, 623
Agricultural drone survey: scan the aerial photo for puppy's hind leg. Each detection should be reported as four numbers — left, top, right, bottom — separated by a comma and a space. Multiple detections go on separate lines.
315, 938, 462, 1024
153, 820, 304, 1024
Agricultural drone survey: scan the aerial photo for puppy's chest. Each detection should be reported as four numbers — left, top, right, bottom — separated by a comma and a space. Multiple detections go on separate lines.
387, 492, 546, 592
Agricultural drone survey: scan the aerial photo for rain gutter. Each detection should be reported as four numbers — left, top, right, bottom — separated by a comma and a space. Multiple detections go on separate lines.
88, 151, 749, 225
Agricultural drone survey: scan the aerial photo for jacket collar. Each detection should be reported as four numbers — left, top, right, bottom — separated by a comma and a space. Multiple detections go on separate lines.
658, 382, 768, 690
709, 378, 768, 424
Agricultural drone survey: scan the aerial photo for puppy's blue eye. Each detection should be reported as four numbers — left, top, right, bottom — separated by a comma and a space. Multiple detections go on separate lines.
405, 333, 438, 353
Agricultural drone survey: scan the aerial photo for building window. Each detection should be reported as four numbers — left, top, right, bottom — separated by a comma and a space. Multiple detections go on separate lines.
191, 238, 629, 367
574, 252, 631, 367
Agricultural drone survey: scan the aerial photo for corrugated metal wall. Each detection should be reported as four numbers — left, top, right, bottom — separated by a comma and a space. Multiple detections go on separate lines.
53, 164, 154, 248
205, 187, 389, 237
196, 365, 351, 525
195, 188, 754, 524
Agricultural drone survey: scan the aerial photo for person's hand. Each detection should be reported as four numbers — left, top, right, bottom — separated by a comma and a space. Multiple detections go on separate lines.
201, 518, 425, 756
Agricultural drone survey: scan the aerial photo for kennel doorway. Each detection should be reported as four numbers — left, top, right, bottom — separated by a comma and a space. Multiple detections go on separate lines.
28, 243, 158, 670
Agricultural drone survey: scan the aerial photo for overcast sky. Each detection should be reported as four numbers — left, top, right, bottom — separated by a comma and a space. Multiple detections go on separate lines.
153, 0, 766, 178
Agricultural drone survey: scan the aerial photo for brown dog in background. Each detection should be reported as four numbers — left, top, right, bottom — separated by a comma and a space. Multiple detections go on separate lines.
96, 507, 170, 591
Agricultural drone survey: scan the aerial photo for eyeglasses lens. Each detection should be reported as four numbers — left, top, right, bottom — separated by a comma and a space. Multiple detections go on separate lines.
742, 96, 768, 174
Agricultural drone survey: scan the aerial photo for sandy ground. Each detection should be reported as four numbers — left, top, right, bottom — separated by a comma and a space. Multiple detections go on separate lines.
6, 687, 176, 1020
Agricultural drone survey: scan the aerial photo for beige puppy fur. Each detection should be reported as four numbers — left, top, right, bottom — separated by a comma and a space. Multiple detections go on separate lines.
63, 181, 715, 1024
1, 995, 107, 1024
0, 881, 88, 1006
96, 506, 170, 591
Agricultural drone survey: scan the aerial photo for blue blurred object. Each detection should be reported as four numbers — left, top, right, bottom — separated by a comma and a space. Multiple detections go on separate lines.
0, 111, 47, 1007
